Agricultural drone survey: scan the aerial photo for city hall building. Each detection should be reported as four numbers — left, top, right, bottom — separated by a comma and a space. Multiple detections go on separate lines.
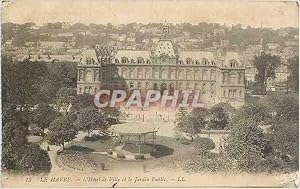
77, 24, 245, 108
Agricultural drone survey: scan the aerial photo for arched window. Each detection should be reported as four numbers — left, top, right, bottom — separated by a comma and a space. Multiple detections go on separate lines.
121, 69, 127, 78
115, 58, 119, 63
194, 70, 199, 80
194, 83, 198, 90
202, 58, 209, 65
137, 57, 144, 64
230, 59, 238, 67
121, 57, 128, 63
178, 70, 183, 79
202, 83, 206, 90
186, 83, 191, 89
211, 83, 215, 90
210, 70, 216, 80
179, 60, 183, 64
84, 87, 88, 94
130, 59, 135, 64
186, 70, 192, 80
137, 69, 142, 79
129, 70, 134, 79
223, 90, 227, 97
154, 70, 159, 79
202, 69, 207, 80
85, 70, 93, 82
186, 58, 193, 65
161, 69, 168, 79
230, 73, 237, 84
130, 82, 134, 88
170, 69, 176, 79
137, 82, 141, 89
223, 73, 229, 84
146, 59, 151, 64
239, 90, 242, 97
195, 60, 200, 65
145, 69, 150, 79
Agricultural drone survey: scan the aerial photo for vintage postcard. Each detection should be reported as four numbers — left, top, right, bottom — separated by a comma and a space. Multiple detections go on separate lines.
1, 0, 299, 188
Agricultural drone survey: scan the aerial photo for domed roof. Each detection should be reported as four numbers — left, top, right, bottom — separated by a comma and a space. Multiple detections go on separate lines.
152, 40, 176, 57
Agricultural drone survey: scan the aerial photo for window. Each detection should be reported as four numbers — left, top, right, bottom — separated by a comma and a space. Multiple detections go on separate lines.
202, 70, 207, 80
146, 59, 151, 64
130, 59, 135, 64
230, 59, 238, 67
115, 59, 119, 63
239, 90, 242, 97
121, 70, 127, 78
223, 90, 227, 97
186, 58, 193, 64
178, 70, 183, 79
85, 70, 93, 82
121, 57, 128, 63
137, 58, 144, 64
186, 70, 192, 80
145, 70, 150, 79
161, 69, 168, 79
210, 71, 216, 80
202, 58, 209, 65
129, 70, 134, 79
137, 69, 142, 79
154, 70, 159, 79
138, 82, 141, 89
130, 82, 134, 88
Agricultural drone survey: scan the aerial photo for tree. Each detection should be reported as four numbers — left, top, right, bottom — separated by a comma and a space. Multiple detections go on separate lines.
253, 52, 280, 95
31, 103, 60, 132
2, 120, 28, 170
70, 94, 94, 112
102, 107, 121, 125
56, 87, 75, 114
225, 118, 272, 171
75, 107, 110, 137
176, 107, 187, 123
47, 116, 78, 150
193, 137, 215, 157
232, 100, 270, 125
207, 106, 229, 129
264, 92, 298, 123
287, 56, 299, 92
18, 144, 51, 173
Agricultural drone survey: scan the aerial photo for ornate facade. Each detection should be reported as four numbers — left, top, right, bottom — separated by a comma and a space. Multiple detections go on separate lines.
77, 24, 245, 108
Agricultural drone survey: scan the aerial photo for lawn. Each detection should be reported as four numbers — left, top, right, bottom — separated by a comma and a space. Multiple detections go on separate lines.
62, 135, 198, 172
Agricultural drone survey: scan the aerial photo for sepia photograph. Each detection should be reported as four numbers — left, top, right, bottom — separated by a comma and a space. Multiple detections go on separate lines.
1, 0, 299, 188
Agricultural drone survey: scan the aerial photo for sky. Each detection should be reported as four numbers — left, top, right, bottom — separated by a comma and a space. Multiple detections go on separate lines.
1, 0, 299, 29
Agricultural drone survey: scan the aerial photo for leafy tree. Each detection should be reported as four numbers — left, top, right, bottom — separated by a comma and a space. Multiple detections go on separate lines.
75, 107, 110, 137
31, 103, 60, 132
225, 118, 272, 171
2, 120, 29, 170
207, 106, 229, 129
253, 52, 280, 95
176, 107, 187, 123
70, 94, 94, 112
287, 56, 299, 92
271, 121, 298, 168
102, 107, 121, 125
48, 116, 78, 150
193, 137, 215, 157
18, 144, 51, 173
56, 87, 76, 114
232, 100, 270, 125
2, 57, 48, 105
264, 92, 298, 123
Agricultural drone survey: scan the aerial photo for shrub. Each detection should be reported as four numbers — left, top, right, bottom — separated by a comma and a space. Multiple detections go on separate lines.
84, 134, 101, 142
134, 154, 145, 160
193, 137, 215, 156
117, 153, 125, 159
59, 150, 96, 171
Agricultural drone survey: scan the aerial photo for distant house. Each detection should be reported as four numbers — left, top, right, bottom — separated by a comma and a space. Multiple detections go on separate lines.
266, 43, 280, 50
213, 29, 225, 36
57, 32, 74, 38
127, 37, 136, 43
39, 41, 66, 50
